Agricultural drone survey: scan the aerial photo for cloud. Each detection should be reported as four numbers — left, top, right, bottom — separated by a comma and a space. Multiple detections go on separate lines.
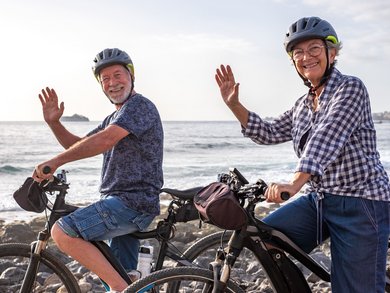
303, 0, 390, 22
303, 0, 390, 21
148, 33, 258, 54
343, 30, 390, 62
301, 0, 390, 61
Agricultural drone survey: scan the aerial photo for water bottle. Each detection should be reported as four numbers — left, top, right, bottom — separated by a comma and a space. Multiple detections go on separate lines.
137, 245, 153, 277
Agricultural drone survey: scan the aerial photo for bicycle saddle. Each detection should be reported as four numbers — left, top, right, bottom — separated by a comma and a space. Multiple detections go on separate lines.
160, 186, 203, 200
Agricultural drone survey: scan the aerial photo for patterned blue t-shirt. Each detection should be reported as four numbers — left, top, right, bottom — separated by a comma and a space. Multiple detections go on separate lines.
88, 93, 164, 215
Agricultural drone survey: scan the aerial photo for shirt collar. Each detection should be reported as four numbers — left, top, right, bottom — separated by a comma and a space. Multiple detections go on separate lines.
303, 67, 342, 108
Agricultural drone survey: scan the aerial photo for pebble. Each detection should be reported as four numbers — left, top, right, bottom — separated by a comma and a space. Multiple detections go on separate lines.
1, 209, 389, 292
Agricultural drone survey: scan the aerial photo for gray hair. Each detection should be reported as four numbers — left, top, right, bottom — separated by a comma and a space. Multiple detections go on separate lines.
326, 40, 342, 66
326, 40, 342, 56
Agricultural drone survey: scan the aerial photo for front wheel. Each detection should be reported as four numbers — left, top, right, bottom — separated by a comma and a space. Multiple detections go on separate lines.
124, 266, 245, 292
182, 230, 263, 286
0, 243, 81, 293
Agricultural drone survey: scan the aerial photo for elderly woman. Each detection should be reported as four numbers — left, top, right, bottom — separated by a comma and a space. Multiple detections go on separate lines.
215, 16, 390, 293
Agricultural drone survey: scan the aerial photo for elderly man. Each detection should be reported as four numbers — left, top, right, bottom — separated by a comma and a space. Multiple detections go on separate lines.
33, 48, 164, 292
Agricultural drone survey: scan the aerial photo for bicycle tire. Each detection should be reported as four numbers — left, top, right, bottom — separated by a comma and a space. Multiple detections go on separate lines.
182, 230, 316, 292
124, 266, 245, 292
181, 230, 232, 261
182, 230, 266, 286
0, 242, 81, 293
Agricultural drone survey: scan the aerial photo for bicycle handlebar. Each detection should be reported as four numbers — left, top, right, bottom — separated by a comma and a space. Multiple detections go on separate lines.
219, 168, 290, 202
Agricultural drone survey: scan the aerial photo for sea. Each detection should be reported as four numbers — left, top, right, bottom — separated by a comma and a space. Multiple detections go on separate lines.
1, 121, 389, 222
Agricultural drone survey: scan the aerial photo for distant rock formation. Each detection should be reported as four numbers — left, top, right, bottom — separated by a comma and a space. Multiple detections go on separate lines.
61, 114, 89, 122
373, 111, 390, 121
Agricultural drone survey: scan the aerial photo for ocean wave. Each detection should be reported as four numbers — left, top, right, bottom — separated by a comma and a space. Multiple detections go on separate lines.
165, 142, 252, 152
0, 165, 25, 174
0, 207, 23, 212
190, 142, 234, 149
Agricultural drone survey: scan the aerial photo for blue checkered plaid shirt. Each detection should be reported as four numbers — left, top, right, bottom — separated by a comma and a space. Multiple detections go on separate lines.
243, 68, 390, 201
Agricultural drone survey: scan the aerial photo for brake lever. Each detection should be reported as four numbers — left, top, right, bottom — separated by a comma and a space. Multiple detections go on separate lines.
255, 179, 290, 201
39, 179, 52, 188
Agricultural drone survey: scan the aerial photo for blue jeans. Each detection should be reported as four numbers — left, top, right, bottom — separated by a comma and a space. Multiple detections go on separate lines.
263, 193, 389, 293
57, 195, 155, 271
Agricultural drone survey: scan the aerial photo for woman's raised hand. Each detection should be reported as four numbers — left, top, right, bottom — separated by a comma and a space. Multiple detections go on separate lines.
215, 65, 240, 107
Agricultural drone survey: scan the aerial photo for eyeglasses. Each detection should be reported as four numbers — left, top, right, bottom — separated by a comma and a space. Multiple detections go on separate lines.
290, 45, 326, 61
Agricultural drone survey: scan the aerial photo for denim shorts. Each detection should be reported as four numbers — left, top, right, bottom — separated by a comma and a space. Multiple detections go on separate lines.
57, 195, 155, 271
57, 195, 154, 241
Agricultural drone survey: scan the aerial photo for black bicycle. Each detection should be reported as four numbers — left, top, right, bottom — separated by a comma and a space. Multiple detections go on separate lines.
0, 170, 241, 293
124, 167, 333, 292
125, 167, 390, 292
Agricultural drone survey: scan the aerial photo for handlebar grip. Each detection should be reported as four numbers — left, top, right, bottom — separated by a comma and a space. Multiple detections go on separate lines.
281, 192, 290, 201
43, 166, 51, 174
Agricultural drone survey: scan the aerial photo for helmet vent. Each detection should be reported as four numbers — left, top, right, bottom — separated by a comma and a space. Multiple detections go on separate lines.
302, 19, 308, 30
291, 23, 297, 34
92, 48, 134, 78
284, 17, 339, 52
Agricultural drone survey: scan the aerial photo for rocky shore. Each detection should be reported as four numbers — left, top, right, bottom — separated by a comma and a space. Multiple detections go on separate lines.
0, 203, 388, 292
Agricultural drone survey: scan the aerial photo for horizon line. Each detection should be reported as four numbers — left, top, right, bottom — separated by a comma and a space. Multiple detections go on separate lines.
0, 119, 241, 123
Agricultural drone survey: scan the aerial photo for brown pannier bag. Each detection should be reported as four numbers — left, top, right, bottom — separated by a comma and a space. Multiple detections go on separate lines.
194, 182, 248, 230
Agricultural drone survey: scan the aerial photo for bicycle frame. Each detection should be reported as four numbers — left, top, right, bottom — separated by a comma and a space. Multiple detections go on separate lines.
19, 171, 202, 291
207, 219, 330, 292
208, 169, 331, 293
95, 199, 199, 287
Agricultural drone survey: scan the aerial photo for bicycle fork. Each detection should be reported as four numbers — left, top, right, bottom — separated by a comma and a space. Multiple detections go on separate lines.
208, 232, 244, 293
206, 246, 230, 293
20, 230, 50, 292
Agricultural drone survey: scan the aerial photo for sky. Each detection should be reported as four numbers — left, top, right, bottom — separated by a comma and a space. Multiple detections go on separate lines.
1, 0, 389, 121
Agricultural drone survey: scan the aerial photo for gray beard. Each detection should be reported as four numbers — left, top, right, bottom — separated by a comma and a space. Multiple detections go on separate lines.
106, 87, 131, 104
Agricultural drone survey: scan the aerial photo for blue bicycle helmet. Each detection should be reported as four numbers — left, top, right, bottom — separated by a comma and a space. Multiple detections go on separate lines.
92, 48, 134, 80
284, 17, 339, 53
